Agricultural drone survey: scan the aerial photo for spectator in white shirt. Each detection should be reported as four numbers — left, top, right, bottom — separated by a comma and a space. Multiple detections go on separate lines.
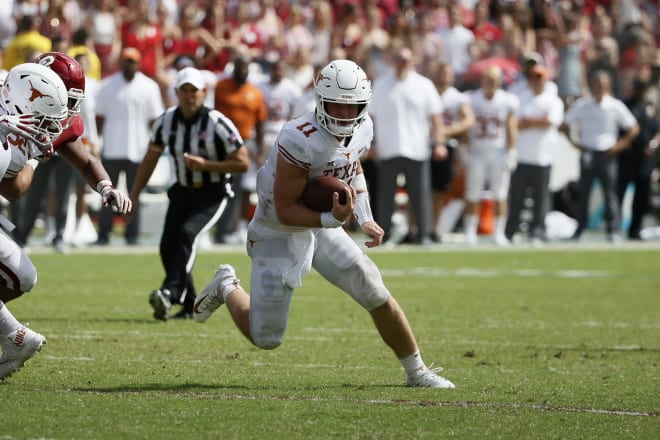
505, 65, 564, 244
560, 70, 639, 242
94, 47, 164, 245
370, 46, 446, 245
437, 3, 476, 78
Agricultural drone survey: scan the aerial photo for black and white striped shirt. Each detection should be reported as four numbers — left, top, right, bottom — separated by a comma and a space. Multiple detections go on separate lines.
150, 106, 244, 188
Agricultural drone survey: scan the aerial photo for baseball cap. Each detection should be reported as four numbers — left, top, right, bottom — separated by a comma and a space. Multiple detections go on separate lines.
120, 47, 141, 63
524, 52, 543, 65
176, 67, 205, 90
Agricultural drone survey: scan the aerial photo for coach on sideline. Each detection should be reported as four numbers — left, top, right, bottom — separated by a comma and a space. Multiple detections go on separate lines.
127, 67, 249, 320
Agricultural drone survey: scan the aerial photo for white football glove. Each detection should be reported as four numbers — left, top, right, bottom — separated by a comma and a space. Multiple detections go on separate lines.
97, 180, 132, 214
0, 114, 41, 138
506, 148, 517, 172
28, 142, 53, 162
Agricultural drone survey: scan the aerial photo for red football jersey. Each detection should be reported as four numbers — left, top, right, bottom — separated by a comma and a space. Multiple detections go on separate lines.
53, 114, 84, 150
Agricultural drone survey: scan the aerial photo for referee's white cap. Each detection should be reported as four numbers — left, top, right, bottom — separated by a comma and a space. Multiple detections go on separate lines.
176, 67, 205, 90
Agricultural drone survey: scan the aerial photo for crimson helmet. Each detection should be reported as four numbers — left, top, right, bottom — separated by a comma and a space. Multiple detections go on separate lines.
35, 52, 85, 116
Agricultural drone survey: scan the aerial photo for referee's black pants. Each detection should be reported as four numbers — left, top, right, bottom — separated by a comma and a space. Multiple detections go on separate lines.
160, 183, 231, 311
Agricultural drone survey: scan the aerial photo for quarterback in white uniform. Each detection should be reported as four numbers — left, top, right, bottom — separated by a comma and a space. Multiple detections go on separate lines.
194, 60, 455, 388
0, 63, 70, 380
464, 66, 519, 245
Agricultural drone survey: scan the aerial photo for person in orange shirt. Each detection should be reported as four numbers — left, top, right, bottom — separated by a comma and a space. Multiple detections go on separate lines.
213, 50, 268, 244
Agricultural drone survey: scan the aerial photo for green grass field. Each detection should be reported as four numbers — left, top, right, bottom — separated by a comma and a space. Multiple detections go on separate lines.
1, 245, 658, 439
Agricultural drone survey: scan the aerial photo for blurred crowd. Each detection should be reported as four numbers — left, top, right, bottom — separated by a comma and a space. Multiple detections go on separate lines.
1, 0, 660, 248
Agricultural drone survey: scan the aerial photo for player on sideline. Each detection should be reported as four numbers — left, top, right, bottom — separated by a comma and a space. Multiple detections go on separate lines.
0, 63, 68, 380
194, 59, 455, 388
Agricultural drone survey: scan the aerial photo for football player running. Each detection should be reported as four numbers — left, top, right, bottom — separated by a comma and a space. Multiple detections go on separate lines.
194, 60, 455, 388
0, 63, 69, 380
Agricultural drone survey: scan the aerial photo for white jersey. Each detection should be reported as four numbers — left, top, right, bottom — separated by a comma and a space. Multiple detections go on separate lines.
0, 105, 38, 295
440, 86, 469, 127
0, 106, 32, 179
468, 88, 519, 151
517, 91, 565, 166
252, 111, 373, 232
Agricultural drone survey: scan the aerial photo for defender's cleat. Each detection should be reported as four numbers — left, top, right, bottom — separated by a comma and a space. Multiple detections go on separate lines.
0, 326, 46, 380
406, 366, 455, 389
194, 264, 239, 323
149, 289, 171, 321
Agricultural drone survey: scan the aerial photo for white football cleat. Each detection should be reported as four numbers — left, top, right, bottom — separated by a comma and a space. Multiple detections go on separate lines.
406, 366, 455, 389
493, 234, 510, 247
194, 264, 239, 323
149, 289, 171, 321
0, 325, 46, 380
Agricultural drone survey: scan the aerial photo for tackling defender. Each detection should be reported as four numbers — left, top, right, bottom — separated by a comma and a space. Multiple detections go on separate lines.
0, 63, 68, 380
15, 53, 131, 248
194, 59, 455, 388
34, 52, 131, 218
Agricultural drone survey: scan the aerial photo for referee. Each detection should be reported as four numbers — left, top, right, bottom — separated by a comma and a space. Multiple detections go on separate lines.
128, 67, 249, 320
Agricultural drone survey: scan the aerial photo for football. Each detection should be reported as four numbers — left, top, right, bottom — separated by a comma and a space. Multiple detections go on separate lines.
301, 176, 350, 212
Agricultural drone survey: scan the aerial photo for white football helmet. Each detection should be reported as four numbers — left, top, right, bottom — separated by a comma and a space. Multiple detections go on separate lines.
314, 59, 371, 138
0, 62, 68, 150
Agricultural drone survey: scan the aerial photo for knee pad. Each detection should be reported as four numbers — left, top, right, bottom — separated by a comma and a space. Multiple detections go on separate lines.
249, 268, 291, 350
19, 263, 37, 293
344, 256, 391, 311
0, 246, 37, 293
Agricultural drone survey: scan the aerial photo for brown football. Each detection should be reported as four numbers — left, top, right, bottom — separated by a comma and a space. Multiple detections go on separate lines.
301, 176, 350, 212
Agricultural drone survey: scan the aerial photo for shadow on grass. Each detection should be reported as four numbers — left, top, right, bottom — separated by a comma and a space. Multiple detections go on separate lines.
24, 316, 189, 325
72, 383, 400, 394
73, 383, 249, 393
526, 345, 660, 353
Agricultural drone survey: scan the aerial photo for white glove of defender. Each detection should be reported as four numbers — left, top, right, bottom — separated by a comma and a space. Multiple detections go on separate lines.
506, 148, 517, 172
97, 180, 132, 214
0, 114, 41, 139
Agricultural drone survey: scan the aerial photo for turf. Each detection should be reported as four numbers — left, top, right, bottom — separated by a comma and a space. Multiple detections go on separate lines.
1, 246, 658, 439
